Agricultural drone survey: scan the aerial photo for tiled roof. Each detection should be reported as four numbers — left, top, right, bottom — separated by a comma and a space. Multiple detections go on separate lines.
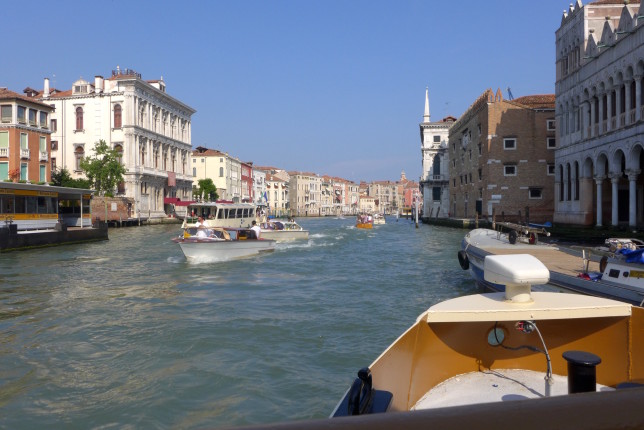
0, 88, 54, 108
511, 94, 555, 109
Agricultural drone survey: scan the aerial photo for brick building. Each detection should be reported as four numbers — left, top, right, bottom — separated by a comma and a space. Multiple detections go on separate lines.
449, 89, 556, 223
0, 88, 53, 183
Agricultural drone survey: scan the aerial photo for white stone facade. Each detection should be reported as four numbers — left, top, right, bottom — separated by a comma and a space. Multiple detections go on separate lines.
40, 69, 195, 218
289, 172, 321, 216
419, 88, 453, 219
555, 0, 644, 227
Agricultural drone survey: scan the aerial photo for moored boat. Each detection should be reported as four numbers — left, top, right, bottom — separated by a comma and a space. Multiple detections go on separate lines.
331, 254, 644, 420
172, 226, 275, 261
460, 227, 644, 306
259, 220, 309, 242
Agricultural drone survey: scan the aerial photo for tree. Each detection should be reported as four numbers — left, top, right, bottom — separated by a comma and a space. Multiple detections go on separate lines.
79, 140, 126, 196
193, 178, 218, 201
50, 167, 91, 189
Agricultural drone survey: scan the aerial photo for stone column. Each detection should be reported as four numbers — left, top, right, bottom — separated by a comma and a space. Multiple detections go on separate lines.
582, 101, 590, 139
625, 81, 632, 124
628, 170, 640, 227
610, 174, 620, 226
590, 99, 596, 137
615, 85, 622, 126
636, 76, 642, 122
607, 90, 613, 131
598, 93, 604, 134
595, 176, 605, 227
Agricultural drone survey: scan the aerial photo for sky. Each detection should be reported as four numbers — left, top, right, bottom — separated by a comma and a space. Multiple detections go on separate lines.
4, 0, 566, 183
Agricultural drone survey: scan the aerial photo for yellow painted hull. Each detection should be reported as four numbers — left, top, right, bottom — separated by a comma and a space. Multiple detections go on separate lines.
356, 223, 373, 229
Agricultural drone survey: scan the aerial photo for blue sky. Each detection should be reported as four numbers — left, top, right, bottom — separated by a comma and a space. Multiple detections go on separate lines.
4, 0, 565, 183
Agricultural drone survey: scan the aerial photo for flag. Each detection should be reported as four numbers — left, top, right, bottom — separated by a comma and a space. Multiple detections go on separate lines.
263, 191, 268, 201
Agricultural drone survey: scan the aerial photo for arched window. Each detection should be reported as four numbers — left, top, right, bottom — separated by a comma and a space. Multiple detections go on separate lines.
75, 107, 83, 131
114, 144, 123, 164
114, 104, 122, 128
75, 146, 84, 171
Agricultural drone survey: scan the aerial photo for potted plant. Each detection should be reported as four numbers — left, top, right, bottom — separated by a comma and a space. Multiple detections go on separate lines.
8, 168, 20, 183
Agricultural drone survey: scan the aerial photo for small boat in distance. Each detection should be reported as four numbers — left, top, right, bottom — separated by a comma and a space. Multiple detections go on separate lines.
373, 213, 386, 225
331, 254, 644, 421
259, 220, 309, 242
172, 226, 275, 261
356, 214, 373, 229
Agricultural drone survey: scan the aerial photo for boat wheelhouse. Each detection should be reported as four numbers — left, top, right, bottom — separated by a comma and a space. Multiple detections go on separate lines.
181, 201, 258, 229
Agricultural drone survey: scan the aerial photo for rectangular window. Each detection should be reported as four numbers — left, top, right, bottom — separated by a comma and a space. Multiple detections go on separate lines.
17, 106, 26, 123
547, 137, 556, 149
0, 131, 8, 152
547, 119, 556, 130
504, 165, 517, 176
432, 187, 441, 200
547, 164, 555, 175
39, 136, 46, 152
51, 158, 56, 171
20, 162, 28, 181
20, 133, 27, 149
529, 188, 543, 199
28, 109, 37, 126
51, 141, 58, 150
51, 118, 57, 132
40, 111, 48, 128
503, 138, 516, 150
40, 165, 46, 182
433, 136, 440, 143
1, 105, 11, 123
0, 162, 7, 180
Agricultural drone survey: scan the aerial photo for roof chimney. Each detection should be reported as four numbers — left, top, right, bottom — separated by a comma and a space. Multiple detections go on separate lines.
94, 76, 104, 93
43, 78, 50, 98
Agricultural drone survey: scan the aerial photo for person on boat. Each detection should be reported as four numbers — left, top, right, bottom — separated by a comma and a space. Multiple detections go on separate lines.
251, 220, 262, 239
195, 216, 204, 227
195, 225, 208, 238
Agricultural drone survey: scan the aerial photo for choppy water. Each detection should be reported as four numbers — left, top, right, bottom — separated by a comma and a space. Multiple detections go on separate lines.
0, 217, 476, 429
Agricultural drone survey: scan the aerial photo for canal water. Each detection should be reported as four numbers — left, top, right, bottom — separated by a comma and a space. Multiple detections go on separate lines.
0, 217, 476, 429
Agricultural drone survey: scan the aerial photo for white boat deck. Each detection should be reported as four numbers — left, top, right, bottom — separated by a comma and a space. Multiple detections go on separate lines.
465, 229, 598, 278
412, 369, 613, 410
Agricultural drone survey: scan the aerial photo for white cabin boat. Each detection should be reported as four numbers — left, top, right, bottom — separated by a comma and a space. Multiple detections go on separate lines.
460, 228, 644, 306
259, 220, 309, 242
180, 201, 258, 229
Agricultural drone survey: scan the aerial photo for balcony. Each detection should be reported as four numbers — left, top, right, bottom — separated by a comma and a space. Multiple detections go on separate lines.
20, 149, 30, 159
0, 148, 7, 158
39, 151, 48, 162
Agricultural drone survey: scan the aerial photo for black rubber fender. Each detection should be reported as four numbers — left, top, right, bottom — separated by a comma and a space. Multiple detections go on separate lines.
458, 250, 469, 270
508, 230, 518, 244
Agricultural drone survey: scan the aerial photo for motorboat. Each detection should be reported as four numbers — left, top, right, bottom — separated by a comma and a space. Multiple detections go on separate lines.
172, 226, 275, 261
460, 228, 644, 306
356, 214, 373, 229
259, 220, 309, 242
331, 254, 644, 421
180, 201, 258, 229
373, 213, 386, 225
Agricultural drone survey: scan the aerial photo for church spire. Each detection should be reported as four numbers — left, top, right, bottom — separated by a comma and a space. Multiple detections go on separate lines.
423, 86, 430, 123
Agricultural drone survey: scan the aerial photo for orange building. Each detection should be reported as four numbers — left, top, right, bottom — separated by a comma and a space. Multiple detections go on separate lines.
0, 88, 54, 183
